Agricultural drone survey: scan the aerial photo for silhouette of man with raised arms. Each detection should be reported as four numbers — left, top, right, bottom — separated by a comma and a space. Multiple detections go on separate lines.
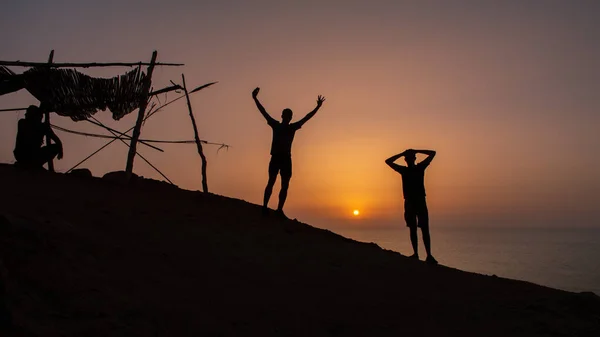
252, 87, 325, 218
386, 149, 437, 264
14, 105, 63, 169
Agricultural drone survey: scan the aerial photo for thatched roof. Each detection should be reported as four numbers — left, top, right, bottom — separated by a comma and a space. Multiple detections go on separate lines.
0, 66, 22, 97
0, 67, 147, 121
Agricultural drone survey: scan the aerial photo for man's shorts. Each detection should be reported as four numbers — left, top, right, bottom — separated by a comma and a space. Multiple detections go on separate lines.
268, 155, 292, 179
404, 198, 429, 228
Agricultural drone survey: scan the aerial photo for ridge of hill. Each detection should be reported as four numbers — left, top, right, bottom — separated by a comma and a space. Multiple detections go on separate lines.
0, 164, 599, 336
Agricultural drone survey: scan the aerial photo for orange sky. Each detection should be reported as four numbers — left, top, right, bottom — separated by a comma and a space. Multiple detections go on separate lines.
1, 1, 599, 229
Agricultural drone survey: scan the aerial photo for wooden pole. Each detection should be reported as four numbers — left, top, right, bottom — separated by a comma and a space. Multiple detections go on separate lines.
0, 108, 27, 112
0, 60, 182, 68
45, 50, 55, 172
125, 51, 157, 182
182, 74, 208, 193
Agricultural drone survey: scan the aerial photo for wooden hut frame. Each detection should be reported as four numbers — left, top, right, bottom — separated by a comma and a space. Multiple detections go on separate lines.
0, 51, 226, 191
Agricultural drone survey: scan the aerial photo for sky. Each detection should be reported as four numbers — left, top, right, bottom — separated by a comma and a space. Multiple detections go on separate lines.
1, 0, 599, 229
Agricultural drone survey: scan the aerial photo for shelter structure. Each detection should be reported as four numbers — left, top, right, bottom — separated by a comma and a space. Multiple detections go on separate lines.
0, 51, 226, 191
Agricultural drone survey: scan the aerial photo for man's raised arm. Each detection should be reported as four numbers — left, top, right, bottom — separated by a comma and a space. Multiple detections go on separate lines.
415, 149, 436, 167
252, 87, 276, 124
296, 95, 326, 127
385, 150, 411, 171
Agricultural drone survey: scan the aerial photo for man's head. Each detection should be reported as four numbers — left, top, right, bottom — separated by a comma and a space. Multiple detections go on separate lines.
25, 105, 43, 122
404, 151, 417, 167
281, 108, 293, 124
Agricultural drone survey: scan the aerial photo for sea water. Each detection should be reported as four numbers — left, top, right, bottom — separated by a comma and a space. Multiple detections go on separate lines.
335, 226, 600, 294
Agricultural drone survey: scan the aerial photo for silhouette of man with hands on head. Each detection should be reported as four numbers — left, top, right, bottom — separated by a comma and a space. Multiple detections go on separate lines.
252, 87, 325, 218
14, 105, 63, 169
386, 149, 438, 264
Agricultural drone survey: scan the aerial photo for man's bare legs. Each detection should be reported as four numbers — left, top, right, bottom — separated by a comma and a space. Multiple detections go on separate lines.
408, 226, 436, 263
406, 209, 436, 263
263, 173, 291, 218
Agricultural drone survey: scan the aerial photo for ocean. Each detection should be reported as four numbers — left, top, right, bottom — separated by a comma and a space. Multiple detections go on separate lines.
335, 226, 600, 295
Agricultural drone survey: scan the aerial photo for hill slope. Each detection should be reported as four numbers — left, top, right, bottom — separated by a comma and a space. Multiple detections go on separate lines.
0, 164, 599, 336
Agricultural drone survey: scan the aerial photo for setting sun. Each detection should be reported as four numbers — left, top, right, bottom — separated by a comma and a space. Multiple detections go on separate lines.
353, 210, 360, 216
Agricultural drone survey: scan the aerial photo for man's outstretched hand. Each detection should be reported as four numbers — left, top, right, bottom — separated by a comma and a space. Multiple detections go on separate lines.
317, 95, 326, 107
252, 87, 260, 98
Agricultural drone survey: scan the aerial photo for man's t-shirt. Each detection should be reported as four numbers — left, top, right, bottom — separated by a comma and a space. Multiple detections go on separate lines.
268, 119, 302, 156
14, 119, 47, 156
392, 162, 431, 200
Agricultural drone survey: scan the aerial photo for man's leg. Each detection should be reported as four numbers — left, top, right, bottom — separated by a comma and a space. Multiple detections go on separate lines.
422, 227, 437, 264
276, 156, 292, 215
418, 202, 437, 264
37, 144, 60, 167
263, 157, 279, 211
419, 211, 431, 257
263, 176, 277, 206
421, 226, 431, 257
277, 176, 290, 211
404, 201, 419, 258
409, 226, 419, 258
14, 149, 42, 169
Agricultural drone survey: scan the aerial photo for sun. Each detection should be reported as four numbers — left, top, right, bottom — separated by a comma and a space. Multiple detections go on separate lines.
353, 209, 360, 216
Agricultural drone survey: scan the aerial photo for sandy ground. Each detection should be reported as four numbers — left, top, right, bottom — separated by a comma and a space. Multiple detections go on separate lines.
0, 163, 599, 337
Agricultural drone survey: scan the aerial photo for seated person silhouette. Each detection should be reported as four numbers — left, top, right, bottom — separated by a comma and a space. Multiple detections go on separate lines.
385, 149, 437, 264
252, 87, 325, 218
13, 105, 63, 169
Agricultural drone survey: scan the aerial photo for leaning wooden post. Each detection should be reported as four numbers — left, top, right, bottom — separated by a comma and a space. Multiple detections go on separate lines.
125, 51, 157, 182
45, 50, 55, 172
182, 74, 209, 193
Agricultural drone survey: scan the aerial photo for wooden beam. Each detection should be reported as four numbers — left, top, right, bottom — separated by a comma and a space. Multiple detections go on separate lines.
125, 51, 158, 182
149, 84, 182, 96
45, 50, 55, 172
84, 118, 164, 152
67, 123, 174, 185
0, 108, 27, 112
182, 74, 208, 193
0, 60, 182, 68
